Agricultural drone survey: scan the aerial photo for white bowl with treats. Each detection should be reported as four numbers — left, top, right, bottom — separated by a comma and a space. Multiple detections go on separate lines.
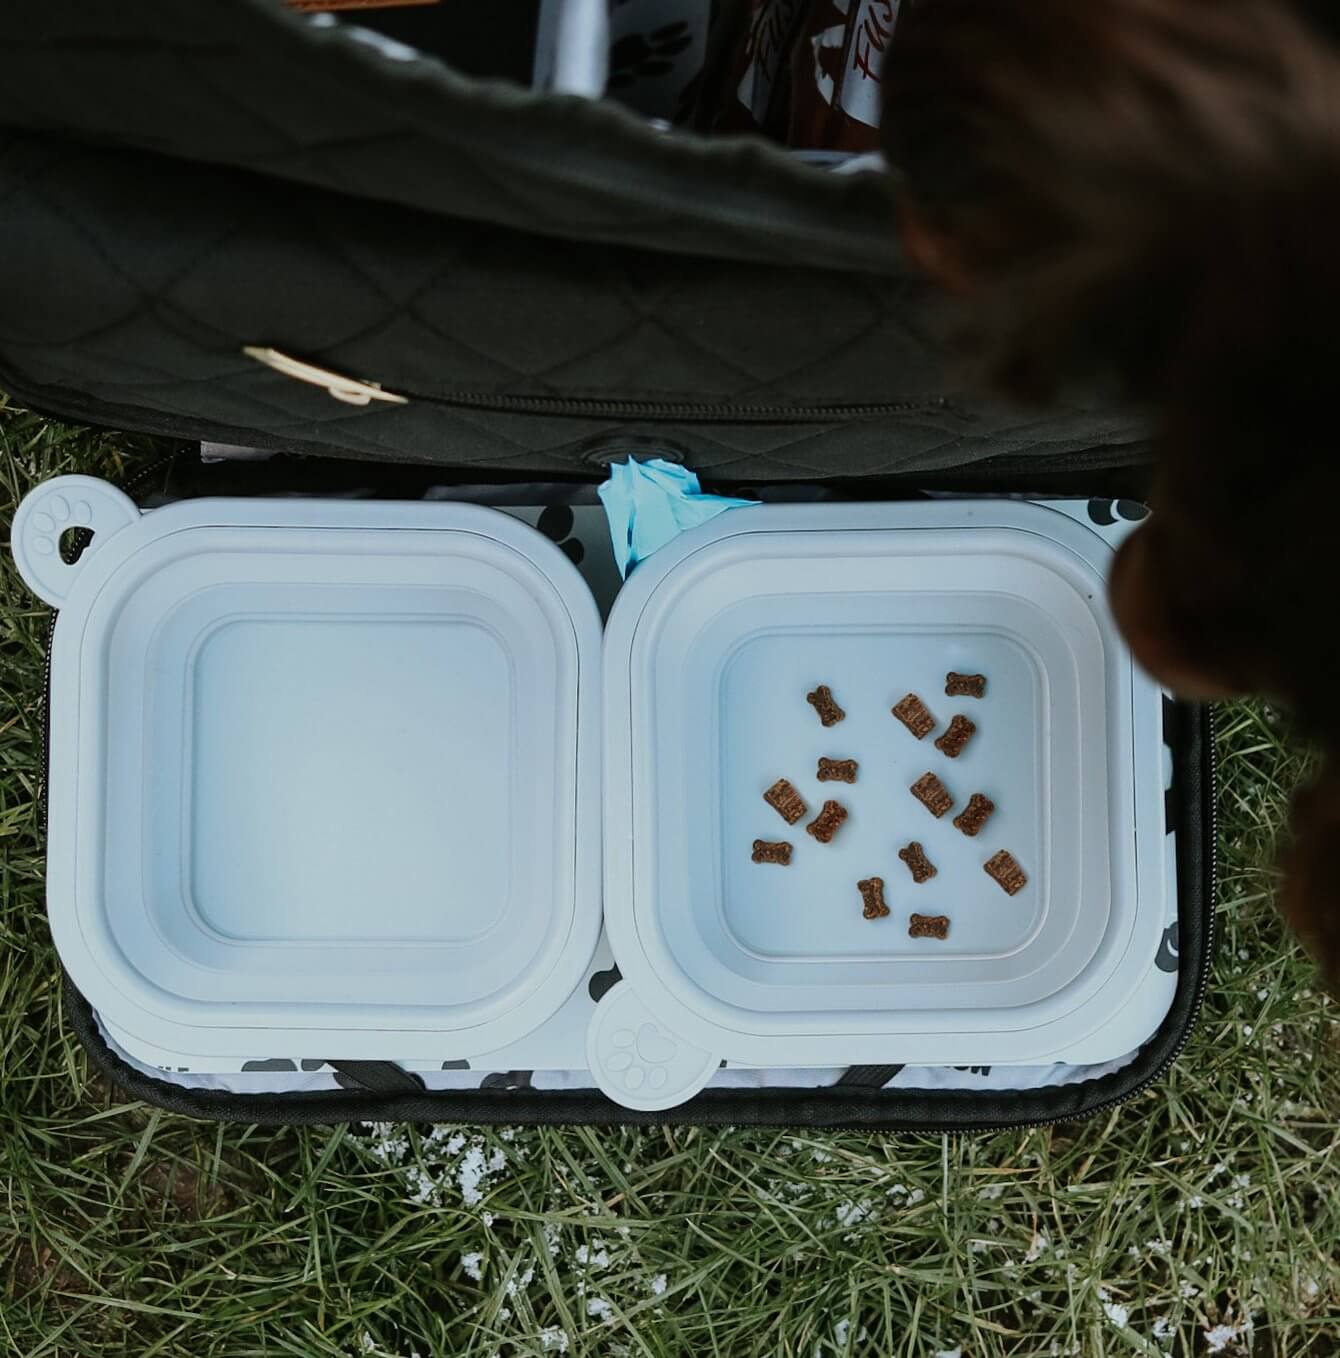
594, 501, 1165, 1105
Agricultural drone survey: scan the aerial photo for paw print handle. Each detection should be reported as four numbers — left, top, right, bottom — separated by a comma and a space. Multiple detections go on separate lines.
586, 981, 721, 1112
11, 476, 140, 607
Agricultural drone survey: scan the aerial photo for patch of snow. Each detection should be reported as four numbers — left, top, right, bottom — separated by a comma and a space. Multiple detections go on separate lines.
505, 1265, 536, 1298
833, 1318, 851, 1347
1102, 1301, 1129, 1329
835, 1198, 873, 1228
538, 1327, 570, 1353
1204, 1322, 1246, 1353
587, 1297, 613, 1321
460, 1252, 483, 1282
649, 1273, 668, 1296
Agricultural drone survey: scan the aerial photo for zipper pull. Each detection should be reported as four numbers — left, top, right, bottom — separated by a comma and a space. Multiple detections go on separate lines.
242, 346, 408, 407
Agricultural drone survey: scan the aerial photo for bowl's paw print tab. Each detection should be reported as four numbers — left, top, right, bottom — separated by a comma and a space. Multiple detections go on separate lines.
12, 475, 141, 607
586, 982, 720, 1112
28, 490, 91, 557
604, 1022, 679, 1093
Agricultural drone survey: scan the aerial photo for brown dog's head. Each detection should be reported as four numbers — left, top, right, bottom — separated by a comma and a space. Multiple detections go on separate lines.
884, 0, 1340, 981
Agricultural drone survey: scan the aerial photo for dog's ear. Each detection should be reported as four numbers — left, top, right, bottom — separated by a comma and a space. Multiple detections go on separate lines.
1278, 762, 1340, 989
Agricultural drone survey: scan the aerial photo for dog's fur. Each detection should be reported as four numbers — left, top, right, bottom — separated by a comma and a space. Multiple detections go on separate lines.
884, 0, 1340, 982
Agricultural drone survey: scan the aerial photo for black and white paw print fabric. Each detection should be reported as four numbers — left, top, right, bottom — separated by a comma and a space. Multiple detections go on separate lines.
607, 0, 709, 119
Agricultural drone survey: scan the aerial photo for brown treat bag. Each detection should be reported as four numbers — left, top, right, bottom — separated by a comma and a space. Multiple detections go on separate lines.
898, 841, 937, 884
752, 839, 794, 866
910, 771, 953, 818
908, 913, 950, 940
817, 757, 859, 783
807, 684, 846, 726
806, 799, 849, 844
697, 0, 810, 137
935, 714, 977, 759
858, 876, 891, 919
985, 850, 1029, 896
945, 672, 987, 699
953, 793, 996, 837
785, 0, 897, 153
764, 778, 808, 825
892, 692, 936, 739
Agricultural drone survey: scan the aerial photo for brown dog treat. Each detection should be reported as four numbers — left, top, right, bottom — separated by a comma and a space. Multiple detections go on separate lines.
935, 714, 977, 759
807, 684, 846, 727
892, 693, 936, 739
954, 793, 996, 838
751, 839, 793, 866
908, 913, 951, 940
817, 757, 859, 784
985, 850, 1028, 896
945, 672, 987, 699
857, 876, 891, 920
806, 799, 849, 844
898, 841, 938, 884
764, 778, 808, 826
910, 772, 954, 818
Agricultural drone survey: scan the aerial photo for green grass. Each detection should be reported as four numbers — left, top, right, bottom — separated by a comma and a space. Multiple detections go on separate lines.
1, 399, 1337, 1358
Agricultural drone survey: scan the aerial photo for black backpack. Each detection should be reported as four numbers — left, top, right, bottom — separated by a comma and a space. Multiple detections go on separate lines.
0, 0, 1148, 485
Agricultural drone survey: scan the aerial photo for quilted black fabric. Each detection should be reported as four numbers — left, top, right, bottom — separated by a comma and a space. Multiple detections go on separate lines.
0, 1, 1150, 480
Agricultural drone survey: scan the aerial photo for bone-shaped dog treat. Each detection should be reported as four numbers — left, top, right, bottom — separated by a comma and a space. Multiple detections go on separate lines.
935, 714, 977, 759
806, 684, 846, 727
985, 850, 1028, 896
910, 771, 954, 818
764, 778, 808, 826
892, 692, 936, 739
817, 757, 859, 783
857, 876, 891, 920
945, 671, 987, 699
806, 799, 849, 844
954, 792, 996, 837
908, 913, 950, 940
751, 839, 793, 866
898, 841, 937, 884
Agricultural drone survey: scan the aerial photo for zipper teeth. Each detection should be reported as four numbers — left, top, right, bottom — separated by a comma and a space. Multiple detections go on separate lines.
417, 389, 944, 422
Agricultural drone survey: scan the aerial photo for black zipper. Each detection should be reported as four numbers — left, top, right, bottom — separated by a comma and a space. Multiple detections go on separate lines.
38, 447, 188, 831
410, 388, 949, 423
